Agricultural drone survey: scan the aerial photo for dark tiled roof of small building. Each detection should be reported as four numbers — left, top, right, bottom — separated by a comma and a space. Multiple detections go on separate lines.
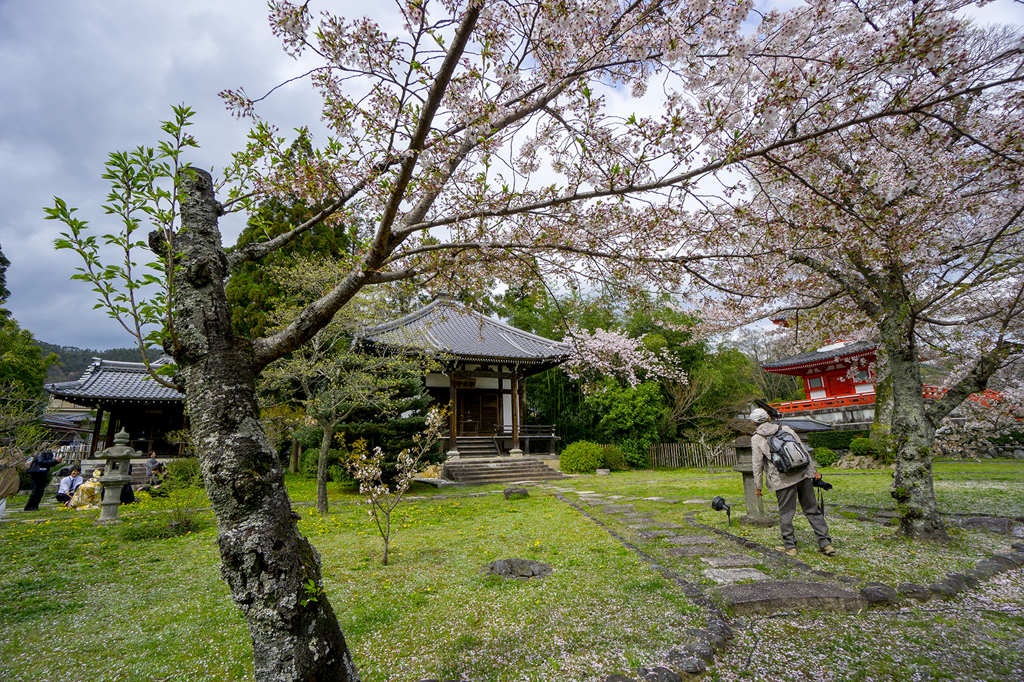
361, 299, 569, 366
44, 357, 184, 406
776, 417, 834, 433
763, 340, 875, 372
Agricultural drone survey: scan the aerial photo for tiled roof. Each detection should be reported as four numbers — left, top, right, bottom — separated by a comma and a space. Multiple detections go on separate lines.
361, 299, 569, 366
44, 356, 184, 406
776, 417, 834, 433
763, 340, 875, 372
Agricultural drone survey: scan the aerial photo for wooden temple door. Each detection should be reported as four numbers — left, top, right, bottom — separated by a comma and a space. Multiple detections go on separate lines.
458, 393, 500, 434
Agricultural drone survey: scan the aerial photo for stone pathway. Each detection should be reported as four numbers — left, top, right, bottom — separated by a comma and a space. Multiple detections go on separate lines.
539, 483, 1024, 682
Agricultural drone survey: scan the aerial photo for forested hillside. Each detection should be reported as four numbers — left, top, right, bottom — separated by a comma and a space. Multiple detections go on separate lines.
36, 342, 163, 382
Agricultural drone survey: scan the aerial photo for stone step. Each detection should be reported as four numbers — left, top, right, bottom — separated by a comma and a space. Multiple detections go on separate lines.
443, 459, 567, 485
713, 581, 866, 615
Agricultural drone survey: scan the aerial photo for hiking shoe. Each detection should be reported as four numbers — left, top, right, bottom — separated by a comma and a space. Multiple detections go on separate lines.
819, 545, 836, 557
775, 546, 798, 557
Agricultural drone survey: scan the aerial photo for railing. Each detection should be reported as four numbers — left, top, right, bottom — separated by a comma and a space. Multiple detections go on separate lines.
494, 425, 557, 438
775, 385, 1005, 414
773, 393, 876, 413
646, 442, 737, 469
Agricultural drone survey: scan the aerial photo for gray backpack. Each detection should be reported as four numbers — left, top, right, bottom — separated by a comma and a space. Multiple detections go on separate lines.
766, 429, 810, 473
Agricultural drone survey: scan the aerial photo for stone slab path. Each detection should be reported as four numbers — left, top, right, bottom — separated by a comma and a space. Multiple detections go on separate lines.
715, 581, 866, 615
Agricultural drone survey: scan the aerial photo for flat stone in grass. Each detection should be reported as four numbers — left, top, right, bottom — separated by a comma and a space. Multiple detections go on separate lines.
666, 545, 719, 557
627, 522, 683, 530
958, 517, 1013, 534
683, 499, 710, 504
600, 504, 637, 514
637, 529, 678, 540
897, 583, 932, 601
702, 567, 770, 584
503, 487, 529, 500
715, 581, 867, 615
481, 558, 553, 580
623, 512, 654, 519
664, 535, 719, 546
701, 555, 759, 569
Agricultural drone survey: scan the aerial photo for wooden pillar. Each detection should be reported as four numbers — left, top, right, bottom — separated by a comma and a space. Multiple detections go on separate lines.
104, 411, 118, 454
88, 407, 104, 460
511, 373, 520, 452
448, 373, 459, 456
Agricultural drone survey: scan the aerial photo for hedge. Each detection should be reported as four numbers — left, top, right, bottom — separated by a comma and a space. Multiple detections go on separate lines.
807, 430, 871, 450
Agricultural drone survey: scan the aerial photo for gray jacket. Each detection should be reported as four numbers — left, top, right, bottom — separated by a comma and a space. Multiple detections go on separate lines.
751, 422, 817, 492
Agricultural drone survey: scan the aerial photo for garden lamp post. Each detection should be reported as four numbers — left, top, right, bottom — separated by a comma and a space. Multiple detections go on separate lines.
97, 429, 140, 524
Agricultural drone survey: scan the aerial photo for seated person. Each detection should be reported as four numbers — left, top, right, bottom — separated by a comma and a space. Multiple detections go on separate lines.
68, 469, 103, 510
119, 463, 136, 505
139, 463, 168, 496
55, 467, 83, 505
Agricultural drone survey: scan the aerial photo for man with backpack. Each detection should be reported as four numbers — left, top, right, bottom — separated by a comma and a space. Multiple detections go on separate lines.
750, 408, 836, 557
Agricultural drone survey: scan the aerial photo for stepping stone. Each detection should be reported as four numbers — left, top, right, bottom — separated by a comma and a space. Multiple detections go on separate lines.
666, 545, 719, 557
643, 496, 664, 501
701, 555, 760, 569
714, 581, 867, 615
576, 491, 599, 496
627, 522, 683, 530
623, 512, 653, 520
702, 567, 770, 584
664, 535, 718, 546
683, 499, 710, 504
600, 505, 636, 514
637, 529, 678, 540
959, 517, 1012, 534
607, 495, 625, 500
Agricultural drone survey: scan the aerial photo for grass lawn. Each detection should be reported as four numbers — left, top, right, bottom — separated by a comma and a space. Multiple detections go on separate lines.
1, 460, 1022, 682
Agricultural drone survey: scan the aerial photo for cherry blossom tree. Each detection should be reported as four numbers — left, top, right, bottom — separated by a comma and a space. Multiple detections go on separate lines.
48, 0, 1024, 678
671, 19, 1024, 541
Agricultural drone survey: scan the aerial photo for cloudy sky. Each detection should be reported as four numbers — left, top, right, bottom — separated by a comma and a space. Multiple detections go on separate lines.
1, 1, 1021, 351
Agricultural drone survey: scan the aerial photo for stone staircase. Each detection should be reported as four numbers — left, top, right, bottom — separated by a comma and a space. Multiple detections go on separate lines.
453, 436, 502, 458
443, 457, 568, 485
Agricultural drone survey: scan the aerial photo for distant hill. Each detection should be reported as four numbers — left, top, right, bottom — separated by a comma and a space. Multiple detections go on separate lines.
37, 342, 164, 383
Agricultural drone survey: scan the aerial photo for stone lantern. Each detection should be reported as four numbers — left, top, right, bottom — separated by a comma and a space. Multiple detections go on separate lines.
97, 429, 141, 524
732, 436, 775, 527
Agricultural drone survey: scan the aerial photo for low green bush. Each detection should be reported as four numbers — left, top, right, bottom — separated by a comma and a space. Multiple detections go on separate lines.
166, 457, 201, 485
812, 447, 839, 468
560, 441, 605, 473
300, 447, 351, 480
601, 445, 629, 471
849, 438, 878, 457
807, 430, 871, 450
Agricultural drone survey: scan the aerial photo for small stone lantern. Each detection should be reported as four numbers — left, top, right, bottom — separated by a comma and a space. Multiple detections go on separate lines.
97, 429, 141, 524
732, 435, 775, 527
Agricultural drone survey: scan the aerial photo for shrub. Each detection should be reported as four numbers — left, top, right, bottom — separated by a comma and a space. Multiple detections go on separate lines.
166, 457, 201, 486
601, 445, 629, 471
807, 430, 871, 450
618, 436, 652, 469
300, 447, 349, 480
849, 438, 878, 458
812, 447, 839, 468
560, 441, 605, 473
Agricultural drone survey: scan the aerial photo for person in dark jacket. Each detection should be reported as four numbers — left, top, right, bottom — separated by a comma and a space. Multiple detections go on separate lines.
24, 451, 60, 511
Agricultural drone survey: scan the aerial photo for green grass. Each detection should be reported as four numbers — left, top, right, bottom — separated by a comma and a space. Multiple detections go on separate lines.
1, 462, 1023, 681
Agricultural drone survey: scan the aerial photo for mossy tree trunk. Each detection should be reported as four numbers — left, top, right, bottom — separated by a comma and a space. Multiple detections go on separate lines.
170, 170, 359, 682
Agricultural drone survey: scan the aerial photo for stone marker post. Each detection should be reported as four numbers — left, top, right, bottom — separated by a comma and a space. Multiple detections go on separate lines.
733, 436, 773, 526
97, 429, 140, 524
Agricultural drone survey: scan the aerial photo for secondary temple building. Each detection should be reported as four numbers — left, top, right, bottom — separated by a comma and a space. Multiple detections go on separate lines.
361, 298, 569, 458
44, 356, 186, 459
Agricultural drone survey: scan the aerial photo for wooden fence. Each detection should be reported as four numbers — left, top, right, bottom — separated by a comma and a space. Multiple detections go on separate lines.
646, 442, 737, 469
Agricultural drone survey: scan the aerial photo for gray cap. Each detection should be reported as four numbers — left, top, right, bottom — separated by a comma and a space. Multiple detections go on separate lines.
749, 408, 770, 424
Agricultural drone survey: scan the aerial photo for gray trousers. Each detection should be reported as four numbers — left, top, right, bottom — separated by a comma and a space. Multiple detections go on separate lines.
776, 477, 831, 549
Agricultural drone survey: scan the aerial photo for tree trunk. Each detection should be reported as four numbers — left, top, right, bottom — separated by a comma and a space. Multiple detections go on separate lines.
171, 169, 360, 682
289, 436, 300, 474
317, 424, 335, 515
880, 313, 948, 542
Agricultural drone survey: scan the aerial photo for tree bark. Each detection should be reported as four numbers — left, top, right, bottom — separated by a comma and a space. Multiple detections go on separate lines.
290, 436, 301, 474
880, 310, 948, 542
171, 169, 360, 682
317, 423, 336, 515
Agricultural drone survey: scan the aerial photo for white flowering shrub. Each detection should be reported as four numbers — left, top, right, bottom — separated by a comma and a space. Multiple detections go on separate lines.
343, 406, 447, 565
